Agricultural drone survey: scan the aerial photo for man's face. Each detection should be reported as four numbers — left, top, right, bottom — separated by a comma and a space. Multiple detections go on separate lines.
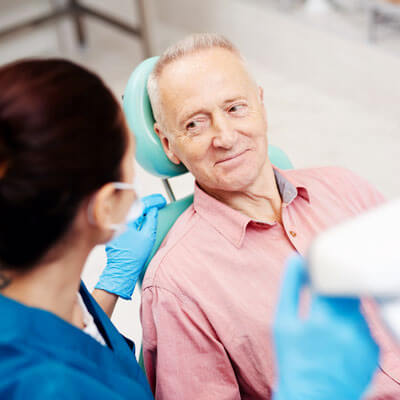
155, 48, 269, 192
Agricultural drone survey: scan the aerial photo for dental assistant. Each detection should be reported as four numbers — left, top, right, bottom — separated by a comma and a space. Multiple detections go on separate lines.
0, 58, 164, 399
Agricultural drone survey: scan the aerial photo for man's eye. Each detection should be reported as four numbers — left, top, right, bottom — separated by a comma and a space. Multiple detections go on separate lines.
186, 119, 207, 131
186, 121, 197, 130
229, 104, 247, 114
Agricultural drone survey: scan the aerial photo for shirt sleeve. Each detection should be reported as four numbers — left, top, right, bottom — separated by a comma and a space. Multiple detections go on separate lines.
141, 285, 241, 400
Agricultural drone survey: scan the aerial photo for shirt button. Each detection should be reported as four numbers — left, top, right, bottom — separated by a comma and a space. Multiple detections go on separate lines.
289, 230, 297, 238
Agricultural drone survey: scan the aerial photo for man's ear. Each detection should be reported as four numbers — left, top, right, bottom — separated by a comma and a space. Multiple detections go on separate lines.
259, 86, 264, 104
258, 86, 268, 127
154, 122, 181, 165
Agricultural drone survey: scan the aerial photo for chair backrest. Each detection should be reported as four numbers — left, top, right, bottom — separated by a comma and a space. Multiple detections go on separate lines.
123, 57, 294, 282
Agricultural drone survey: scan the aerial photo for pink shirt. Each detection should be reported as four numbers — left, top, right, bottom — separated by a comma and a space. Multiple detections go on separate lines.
141, 167, 400, 399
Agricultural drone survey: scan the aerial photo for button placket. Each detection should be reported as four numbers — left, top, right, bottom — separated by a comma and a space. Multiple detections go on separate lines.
282, 210, 299, 251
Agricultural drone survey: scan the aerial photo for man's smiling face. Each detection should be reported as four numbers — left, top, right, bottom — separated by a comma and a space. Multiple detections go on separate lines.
155, 47, 269, 192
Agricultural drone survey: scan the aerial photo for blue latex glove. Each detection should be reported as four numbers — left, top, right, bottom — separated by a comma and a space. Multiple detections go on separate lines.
95, 194, 166, 300
273, 255, 379, 400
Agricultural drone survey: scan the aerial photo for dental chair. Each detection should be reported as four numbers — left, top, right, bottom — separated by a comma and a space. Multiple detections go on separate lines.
123, 56, 294, 369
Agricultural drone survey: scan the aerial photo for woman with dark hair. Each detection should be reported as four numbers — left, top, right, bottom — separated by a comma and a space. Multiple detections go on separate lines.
0, 58, 164, 399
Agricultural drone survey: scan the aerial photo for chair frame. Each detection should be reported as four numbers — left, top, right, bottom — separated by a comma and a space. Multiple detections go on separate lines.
0, 0, 154, 58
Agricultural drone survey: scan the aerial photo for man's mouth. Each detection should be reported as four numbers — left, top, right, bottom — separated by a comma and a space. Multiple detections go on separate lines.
215, 149, 249, 165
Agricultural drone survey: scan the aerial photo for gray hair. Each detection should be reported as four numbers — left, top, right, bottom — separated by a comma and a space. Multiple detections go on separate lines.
147, 33, 241, 128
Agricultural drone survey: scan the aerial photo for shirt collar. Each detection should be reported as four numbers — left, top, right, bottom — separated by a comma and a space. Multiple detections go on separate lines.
274, 168, 311, 205
193, 168, 310, 248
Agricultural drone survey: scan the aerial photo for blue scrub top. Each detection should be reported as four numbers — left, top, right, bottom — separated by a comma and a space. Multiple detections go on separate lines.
0, 283, 154, 399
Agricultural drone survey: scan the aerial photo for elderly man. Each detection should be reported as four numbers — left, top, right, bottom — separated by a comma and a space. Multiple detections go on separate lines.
141, 33, 400, 399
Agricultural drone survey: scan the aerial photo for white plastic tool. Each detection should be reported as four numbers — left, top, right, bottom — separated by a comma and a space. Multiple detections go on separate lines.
307, 198, 400, 340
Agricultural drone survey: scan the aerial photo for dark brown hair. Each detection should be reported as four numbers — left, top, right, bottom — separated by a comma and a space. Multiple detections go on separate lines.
0, 59, 127, 269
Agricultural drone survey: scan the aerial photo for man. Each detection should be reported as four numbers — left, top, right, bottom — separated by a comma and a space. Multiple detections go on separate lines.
141, 33, 400, 399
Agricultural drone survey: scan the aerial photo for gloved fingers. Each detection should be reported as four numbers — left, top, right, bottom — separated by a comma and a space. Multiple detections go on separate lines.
139, 207, 159, 235
276, 254, 308, 321
310, 294, 362, 321
142, 194, 167, 213
125, 195, 165, 230
130, 207, 159, 232
133, 215, 144, 230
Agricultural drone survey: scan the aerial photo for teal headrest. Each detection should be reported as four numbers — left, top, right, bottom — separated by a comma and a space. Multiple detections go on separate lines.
123, 57, 293, 178
123, 56, 187, 178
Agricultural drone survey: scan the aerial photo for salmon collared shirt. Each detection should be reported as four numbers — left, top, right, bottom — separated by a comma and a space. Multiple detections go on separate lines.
141, 166, 400, 400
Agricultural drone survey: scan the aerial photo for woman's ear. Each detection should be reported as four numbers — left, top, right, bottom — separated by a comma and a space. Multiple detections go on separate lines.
90, 183, 119, 230
154, 123, 181, 165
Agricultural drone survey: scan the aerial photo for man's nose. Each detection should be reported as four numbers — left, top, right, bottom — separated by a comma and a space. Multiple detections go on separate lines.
212, 113, 237, 149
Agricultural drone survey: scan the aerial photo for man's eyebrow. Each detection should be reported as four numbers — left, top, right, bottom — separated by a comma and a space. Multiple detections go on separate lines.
221, 96, 246, 106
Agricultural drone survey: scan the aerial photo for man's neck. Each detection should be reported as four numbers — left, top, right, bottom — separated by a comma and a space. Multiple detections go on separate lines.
0, 242, 91, 328
202, 160, 282, 223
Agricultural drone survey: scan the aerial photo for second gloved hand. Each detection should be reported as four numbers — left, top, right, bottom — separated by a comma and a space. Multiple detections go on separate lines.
95, 194, 166, 300
273, 255, 379, 400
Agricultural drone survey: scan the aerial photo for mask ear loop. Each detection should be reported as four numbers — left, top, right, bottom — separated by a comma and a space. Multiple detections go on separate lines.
112, 182, 136, 190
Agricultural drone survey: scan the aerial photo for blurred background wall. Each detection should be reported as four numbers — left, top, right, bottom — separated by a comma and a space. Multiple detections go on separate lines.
1, 0, 399, 353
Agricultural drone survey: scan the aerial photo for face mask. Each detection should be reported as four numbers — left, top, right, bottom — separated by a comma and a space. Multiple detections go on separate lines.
110, 183, 143, 238
88, 182, 143, 239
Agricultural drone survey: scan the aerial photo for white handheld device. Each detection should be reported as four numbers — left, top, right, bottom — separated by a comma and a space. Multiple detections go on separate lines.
307, 198, 400, 340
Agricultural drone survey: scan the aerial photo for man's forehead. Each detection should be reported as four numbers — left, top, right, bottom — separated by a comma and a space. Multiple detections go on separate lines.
159, 48, 250, 91
158, 49, 254, 117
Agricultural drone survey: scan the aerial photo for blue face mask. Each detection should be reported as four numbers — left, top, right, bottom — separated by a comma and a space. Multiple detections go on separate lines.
88, 182, 143, 238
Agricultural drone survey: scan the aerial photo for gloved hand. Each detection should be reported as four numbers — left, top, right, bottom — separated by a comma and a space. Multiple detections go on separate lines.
95, 194, 166, 300
273, 255, 379, 400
